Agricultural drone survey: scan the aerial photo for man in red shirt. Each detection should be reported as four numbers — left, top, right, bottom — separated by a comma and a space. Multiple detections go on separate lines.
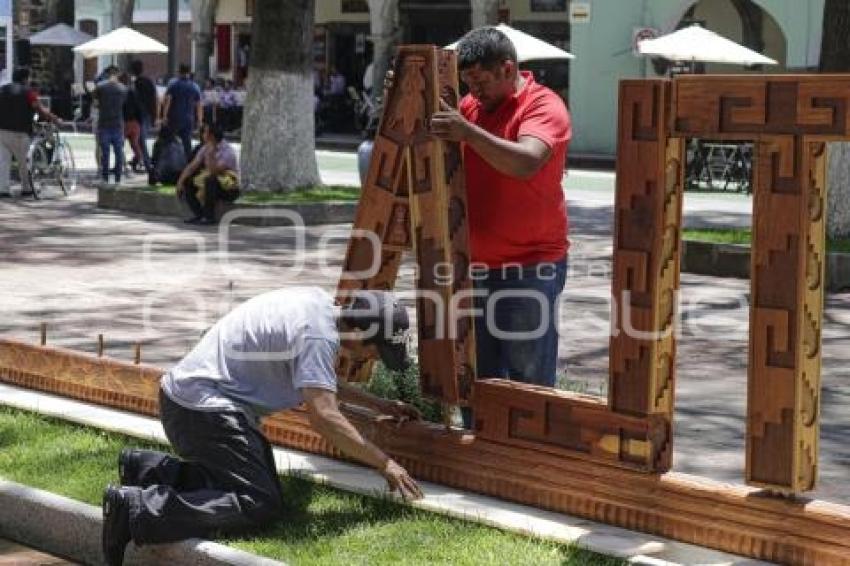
430, 27, 570, 393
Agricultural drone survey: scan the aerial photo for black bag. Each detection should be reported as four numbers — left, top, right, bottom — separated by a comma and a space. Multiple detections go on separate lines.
149, 127, 187, 185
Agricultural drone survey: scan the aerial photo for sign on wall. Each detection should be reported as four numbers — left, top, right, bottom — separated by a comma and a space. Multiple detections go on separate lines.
569, 2, 591, 24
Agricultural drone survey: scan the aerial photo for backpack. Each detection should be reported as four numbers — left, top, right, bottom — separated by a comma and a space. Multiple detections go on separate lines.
149, 128, 187, 185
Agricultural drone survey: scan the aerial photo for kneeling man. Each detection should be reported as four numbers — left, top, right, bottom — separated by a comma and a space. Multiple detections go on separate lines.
102, 287, 422, 565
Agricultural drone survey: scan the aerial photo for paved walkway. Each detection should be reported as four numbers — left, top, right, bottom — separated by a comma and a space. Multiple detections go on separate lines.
0, 539, 75, 565
1, 149, 847, 507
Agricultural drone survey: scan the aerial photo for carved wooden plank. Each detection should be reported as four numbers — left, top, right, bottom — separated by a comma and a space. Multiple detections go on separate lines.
673, 75, 850, 138
473, 379, 669, 471
746, 136, 826, 493
336, 46, 473, 404
609, 80, 682, 472
2, 338, 849, 565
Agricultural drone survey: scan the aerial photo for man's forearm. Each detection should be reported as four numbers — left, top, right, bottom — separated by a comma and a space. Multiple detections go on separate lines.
311, 410, 389, 471
337, 381, 391, 413
463, 125, 544, 179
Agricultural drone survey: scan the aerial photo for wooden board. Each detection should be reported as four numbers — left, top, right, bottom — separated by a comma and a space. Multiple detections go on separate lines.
335, 46, 474, 405
1, 339, 848, 565
473, 378, 669, 471
608, 80, 683, 471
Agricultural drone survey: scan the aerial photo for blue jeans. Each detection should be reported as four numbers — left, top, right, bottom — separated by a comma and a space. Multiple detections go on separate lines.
98, 126, 124, 183
174, 123, 193, 160
473, 258, 568, 386
462, 258, 567, 429
139, 115, 152, 171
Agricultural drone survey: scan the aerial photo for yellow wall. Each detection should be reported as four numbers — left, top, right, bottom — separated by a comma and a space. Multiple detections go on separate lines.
217, 0, 572, 26
316, 0, 369, 24
216, 0, 250, 24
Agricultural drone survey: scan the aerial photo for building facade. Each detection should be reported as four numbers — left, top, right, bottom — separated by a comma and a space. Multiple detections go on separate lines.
569, 0, 826, 156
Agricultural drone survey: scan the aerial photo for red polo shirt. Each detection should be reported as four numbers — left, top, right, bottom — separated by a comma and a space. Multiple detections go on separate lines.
460, 71, 570, 268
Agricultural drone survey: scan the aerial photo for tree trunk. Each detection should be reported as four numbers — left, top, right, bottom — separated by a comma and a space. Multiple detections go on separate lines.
111, 0, 135, 70
368, 0, 400, 106
471, 0, 501, 29
191, 0, 218, 83
240, 0, 320, 192
45, 0, 74, 118
820, 0, 850, 239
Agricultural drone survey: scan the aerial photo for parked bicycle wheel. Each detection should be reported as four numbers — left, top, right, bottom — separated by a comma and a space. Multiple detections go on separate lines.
56, 140, 77, 196
27, 142, 52, 200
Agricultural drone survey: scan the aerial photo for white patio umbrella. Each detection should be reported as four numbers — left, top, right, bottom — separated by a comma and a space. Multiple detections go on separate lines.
446, 23, 574, 62
28, 23, 93, 47
637, 25, 776, 66
72, 26, 168, 59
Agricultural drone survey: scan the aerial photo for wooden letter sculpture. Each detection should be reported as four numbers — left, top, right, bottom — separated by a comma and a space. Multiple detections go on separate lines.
335, 46, 476, 404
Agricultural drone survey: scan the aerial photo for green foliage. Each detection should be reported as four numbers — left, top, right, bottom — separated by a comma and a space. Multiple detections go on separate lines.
683, 228, 850, 253
362, 362, 444, 424
131, 184, 361, 203
0, 406, 624, 565
238, 185, 361, 204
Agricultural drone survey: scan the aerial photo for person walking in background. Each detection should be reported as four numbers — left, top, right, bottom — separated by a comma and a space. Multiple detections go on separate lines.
130, 61, 156, 174
201, 79, 219, 126
0, 67, 61, 197
94, 66, 127, 185
119, 73, 144, 174
218, 80, 237, 132
161, 63, 202, 158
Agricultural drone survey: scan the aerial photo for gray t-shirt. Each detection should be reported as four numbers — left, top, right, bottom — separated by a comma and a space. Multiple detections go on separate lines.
161, 287, 339, 420
95, 80, 127, 130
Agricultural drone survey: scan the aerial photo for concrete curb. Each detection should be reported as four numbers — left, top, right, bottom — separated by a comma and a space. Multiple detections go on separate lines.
97, 186, 357, 226
0, 479, 285, 566
681, 239, 850, 292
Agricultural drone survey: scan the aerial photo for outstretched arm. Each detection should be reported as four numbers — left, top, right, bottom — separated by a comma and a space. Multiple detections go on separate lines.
303, 387, 423, 500
336, 381, 421, 421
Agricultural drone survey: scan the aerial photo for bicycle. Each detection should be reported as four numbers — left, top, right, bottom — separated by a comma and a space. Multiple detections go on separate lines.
26, 121, 77, 199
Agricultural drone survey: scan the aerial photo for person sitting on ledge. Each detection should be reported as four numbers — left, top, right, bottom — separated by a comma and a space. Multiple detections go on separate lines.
176, 121, 239, 225
101, 287, 423, 566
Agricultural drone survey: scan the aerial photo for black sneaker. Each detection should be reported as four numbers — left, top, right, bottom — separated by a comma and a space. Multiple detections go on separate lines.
198, 217, 217, 226
102, 485, 132, 566
118, 448, 139, 487
184, 216, 202, 224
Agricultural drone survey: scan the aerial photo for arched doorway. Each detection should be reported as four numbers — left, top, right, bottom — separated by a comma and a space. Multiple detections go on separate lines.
670, 0, 787, 73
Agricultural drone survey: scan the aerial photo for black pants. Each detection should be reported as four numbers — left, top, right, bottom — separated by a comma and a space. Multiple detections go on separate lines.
126, 389, 283, 544
183, 173, 239, 221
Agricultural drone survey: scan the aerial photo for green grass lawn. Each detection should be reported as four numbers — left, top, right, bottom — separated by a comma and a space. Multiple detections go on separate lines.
683, 228, 850, 253
132, 184, 361, 204
0, 406, 623, 565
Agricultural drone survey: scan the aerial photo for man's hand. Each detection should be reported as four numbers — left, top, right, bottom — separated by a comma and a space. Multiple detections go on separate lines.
379, 399, 421, 423
429, 99, 470, 142
381, 458, 424, 500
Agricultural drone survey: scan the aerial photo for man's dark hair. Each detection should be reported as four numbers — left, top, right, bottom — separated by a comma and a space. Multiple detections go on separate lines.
179, 63, 191, 76
12, 67, 30, 83
456, 27, 517, 71
208, 122, 225, 142
104, 65, 120, 77
130, 60, 144, 76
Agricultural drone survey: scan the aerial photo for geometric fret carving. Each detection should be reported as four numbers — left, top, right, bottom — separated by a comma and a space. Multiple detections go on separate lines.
335, 46, 474, 405
671, 75, 839, 494
609, 80, 683, 475
746, 138, 827, 493
473, 379, 670, 471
